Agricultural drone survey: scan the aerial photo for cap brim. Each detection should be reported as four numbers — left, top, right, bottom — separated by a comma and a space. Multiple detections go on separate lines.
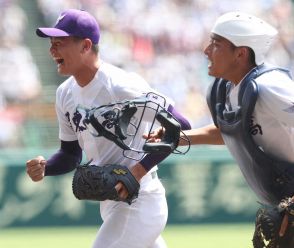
36, 28, 70, 38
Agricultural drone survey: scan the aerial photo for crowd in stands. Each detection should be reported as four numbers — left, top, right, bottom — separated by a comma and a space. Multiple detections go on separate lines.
0, 0, 42, 148
36, 0, 294, 125
0, 0, 294, 148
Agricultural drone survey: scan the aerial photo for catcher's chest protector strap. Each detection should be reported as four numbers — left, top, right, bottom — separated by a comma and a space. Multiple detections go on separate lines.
206, 63, 294, 205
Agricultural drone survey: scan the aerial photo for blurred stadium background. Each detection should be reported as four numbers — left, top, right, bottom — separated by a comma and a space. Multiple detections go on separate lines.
0, 0, 294, 247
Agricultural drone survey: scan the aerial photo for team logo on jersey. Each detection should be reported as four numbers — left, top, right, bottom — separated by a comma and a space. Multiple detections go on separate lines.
72, 110, 88, 132
249, 116, 263, 136
65, 112, 74, 131
283, 102, 294, 113
65, 107, 119, 134
65, 108, 88, 133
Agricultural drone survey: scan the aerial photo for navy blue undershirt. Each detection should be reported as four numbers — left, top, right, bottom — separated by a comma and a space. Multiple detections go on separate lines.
45, 140, 82, 176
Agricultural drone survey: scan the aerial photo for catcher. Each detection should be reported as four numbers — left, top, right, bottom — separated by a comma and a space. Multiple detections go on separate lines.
26, 9, 191, 248
147, 12, 294, 248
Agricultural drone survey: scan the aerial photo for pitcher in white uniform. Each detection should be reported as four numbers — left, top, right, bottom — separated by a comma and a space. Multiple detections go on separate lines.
26, 9, 191, 248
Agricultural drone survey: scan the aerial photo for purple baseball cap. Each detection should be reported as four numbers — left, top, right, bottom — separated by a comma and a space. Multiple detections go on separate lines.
36, 9, 100, 44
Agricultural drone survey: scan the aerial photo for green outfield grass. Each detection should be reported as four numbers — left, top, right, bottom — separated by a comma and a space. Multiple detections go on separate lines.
0, 223, 254, 248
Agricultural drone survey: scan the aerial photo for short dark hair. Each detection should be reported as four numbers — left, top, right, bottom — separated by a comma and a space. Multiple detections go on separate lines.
247, 47, 256, 66
91, 44, 99, 54
73, 36, 99, 54
230, 43, 256, 66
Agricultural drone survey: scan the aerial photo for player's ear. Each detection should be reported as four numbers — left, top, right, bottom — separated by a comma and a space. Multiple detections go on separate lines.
235, 46, 249, 61
82, 38, 92, 53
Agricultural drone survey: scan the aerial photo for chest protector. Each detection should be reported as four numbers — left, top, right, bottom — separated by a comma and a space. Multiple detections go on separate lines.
207, 63, 294, 205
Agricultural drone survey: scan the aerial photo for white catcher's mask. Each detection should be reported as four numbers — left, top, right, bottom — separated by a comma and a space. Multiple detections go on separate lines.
211, 11, 278, 65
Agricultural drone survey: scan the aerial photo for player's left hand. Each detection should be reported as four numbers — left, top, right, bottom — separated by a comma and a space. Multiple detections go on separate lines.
72, 163, 140, 204
115, 163, 147, 201
115, 182, 129, 200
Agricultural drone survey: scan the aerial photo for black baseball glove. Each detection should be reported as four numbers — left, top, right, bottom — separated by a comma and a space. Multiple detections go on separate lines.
252, 198, 294, 248
72, 162, 140, 205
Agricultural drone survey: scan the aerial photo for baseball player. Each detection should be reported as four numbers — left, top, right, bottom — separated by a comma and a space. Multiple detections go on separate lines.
147, 12, 294, 247
26, 9, 191, 248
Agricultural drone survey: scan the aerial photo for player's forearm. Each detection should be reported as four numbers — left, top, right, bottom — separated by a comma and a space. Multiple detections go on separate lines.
180, 124, 224, 145
131, 163, 148, 181
140, 152, 170, 172
140, 105, 191, 172
168, 105, 191, 130
45, 140, 82, 176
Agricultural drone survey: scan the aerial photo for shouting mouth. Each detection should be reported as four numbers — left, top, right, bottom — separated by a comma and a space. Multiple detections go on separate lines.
54, 57, 64, 66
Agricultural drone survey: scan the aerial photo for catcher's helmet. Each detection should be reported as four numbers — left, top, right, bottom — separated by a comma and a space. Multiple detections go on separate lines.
211, 11, 277, 65
80, 92, 189, 160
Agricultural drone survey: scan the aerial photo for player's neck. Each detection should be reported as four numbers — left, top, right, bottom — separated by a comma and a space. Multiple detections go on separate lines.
230, 64, 256, 85
74, 59, 101, 87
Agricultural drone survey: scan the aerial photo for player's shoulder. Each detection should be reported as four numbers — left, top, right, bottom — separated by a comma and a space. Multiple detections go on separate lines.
255, 69, 293, 92
56, 76, 76, 101
99, 62, 127, 81
56, 76, 75, 92
256, 69, 293, 86
100, 62, 148, 86
255, 68, 294, 102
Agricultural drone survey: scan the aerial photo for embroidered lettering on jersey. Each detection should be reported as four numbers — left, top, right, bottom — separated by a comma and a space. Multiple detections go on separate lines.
65, 109, 88, 133
249, 116, 263, 136
72, 110, 87, 132
65, 107, 120, 134
65, 112, 74, 131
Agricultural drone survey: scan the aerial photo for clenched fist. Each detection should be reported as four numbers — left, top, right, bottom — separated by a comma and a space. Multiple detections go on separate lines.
26, 155, 46, 182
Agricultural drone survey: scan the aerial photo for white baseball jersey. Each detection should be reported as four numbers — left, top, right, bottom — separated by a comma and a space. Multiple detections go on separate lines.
55, 61, 171, 168
55, 61, 169, 248
228, 69, 294, 162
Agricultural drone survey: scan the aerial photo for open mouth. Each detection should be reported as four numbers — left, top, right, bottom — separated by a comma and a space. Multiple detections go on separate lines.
54, 57, 64, 65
